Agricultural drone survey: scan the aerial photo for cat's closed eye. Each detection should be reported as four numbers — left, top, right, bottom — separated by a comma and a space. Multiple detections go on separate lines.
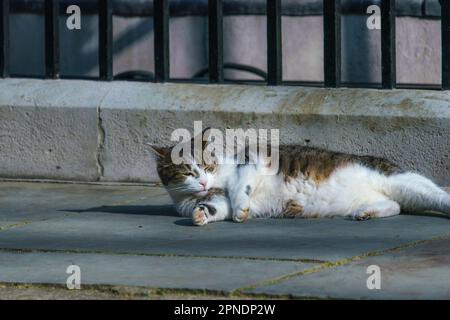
187, 169, 200, 178
201, 165, 217, 173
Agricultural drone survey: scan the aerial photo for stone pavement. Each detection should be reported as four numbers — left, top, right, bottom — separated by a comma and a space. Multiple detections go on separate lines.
0, 181, 449, 299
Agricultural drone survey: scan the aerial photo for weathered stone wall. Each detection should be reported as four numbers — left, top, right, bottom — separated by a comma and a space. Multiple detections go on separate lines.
1, 79, 449, 185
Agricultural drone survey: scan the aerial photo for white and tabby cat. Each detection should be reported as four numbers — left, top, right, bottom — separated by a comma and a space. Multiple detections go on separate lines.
149, 130, 450, 226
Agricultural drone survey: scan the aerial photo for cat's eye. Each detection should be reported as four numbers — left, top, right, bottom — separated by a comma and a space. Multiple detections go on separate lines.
204, 165, 216, 173
188, 170, 200, 178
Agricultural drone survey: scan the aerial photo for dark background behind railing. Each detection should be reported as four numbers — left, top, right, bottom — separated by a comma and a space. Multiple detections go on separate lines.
0, 0, 448, 89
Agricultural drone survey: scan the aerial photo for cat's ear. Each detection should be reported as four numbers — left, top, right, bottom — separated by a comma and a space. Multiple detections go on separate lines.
190, 127, 212, 148
145, 143, 170, 158
202, 127, 212, 142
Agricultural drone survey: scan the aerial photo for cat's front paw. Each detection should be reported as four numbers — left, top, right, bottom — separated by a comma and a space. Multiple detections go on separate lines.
192, 205, 209, 226
352, 209, 375, 221
232, 207, 250, 223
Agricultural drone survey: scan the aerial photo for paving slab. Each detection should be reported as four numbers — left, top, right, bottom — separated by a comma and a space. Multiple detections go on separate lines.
0, 182, 449, 261
0, 251, 312, 293
245, 236, 450, 299
1, 182, 450, 298
0, 182, 169, 228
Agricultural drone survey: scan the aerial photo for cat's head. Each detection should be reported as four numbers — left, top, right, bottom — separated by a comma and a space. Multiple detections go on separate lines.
147, 132, 218, 199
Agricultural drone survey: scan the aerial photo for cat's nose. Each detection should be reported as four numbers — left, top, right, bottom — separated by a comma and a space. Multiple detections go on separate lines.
199, 180, 208, 190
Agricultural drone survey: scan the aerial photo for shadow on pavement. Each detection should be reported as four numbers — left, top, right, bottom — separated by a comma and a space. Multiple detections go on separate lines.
62, 205, 178, 217
403, 211, 449, 219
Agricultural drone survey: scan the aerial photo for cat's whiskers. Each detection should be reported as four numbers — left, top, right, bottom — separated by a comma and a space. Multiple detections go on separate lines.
167, 185, 191, 193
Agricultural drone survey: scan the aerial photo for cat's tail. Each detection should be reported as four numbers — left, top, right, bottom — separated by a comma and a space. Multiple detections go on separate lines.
385, 172, 450, 215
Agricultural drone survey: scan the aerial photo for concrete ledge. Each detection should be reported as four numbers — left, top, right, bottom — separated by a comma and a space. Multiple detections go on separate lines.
0, 78, 449, 184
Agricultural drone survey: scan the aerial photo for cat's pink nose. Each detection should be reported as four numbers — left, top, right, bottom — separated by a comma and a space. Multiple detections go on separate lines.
199, 180, 207, 190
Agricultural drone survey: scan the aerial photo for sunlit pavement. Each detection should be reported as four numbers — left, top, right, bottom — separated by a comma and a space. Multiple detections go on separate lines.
0, 181, 449, 299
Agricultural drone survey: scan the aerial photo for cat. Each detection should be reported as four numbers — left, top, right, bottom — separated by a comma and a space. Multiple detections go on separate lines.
148, 130, 450, 226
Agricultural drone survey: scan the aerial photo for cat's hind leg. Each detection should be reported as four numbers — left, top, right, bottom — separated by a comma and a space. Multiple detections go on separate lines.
351, 199, 400, 221
386, 172, 450, 215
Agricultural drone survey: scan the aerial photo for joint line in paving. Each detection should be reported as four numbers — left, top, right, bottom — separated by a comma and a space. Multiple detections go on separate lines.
0, 247, 328, 264
232, 231, 450, 295
0, 282, 337, 300
0, 209, 95, 233
0, 178, 158, 187
0, 220, 34, 232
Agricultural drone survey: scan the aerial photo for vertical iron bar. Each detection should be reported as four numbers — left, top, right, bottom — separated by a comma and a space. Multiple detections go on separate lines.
154, 0, 169, 82
0, 0, 9, 78
323, 0, 341, 88
208, 0, 223, 83
99, 0, 113, 80
381, 0, 396, 89
441, 0, 450, 90
267, 0, 282, 85
45, 0, 59, 79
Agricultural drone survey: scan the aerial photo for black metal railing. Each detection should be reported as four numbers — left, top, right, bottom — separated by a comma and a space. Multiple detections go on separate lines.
0, 0, 9, 78
381, 0, 396, 89
0, 0, 449, 90
45, 0, 59, 79
99, 0, 113, 80
323, 0, 341, 88
442, 0, 450, 90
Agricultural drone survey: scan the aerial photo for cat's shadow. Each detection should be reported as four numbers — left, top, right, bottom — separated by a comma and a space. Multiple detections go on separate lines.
61, 206, 448, 228
64, 204, 177, 216
62, 205, 197, 226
